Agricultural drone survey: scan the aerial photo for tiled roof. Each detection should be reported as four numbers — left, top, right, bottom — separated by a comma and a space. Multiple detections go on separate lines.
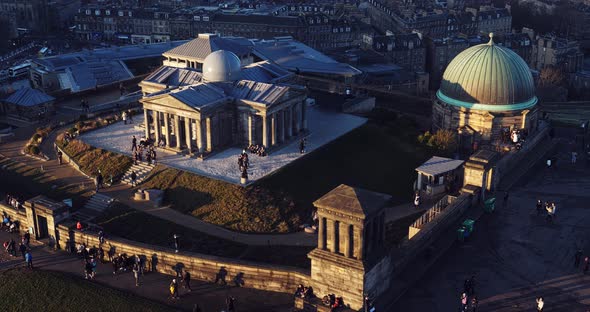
163, 34, 252, 61
143, 66, 203, 86
66, 60, 134, 92
5, 87, 55, 107
169, 83, 228, 109
241, 61, 293, 83
230, 80, 288, 105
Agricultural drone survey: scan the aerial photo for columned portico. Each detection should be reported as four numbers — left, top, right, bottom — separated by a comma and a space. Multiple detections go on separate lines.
206, 117, 212, 152
184, 117, 192, 152
196, 119, 204, 153
262, 115, 268, 148
164, 113, 171, 148
144, 109, 150, 138
173, 114, 181, 150
154, 111, 160, 142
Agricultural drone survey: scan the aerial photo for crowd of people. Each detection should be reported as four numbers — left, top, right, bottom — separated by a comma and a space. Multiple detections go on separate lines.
294, 284, 314, 299
535, 200, 557, 223
132, 136, 157, 166
4, 194, 23, 211
247, 144, 267, 157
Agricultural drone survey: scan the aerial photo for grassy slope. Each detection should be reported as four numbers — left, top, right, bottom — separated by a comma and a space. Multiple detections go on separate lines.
0, 269, 175, 312
142, 111, 432, 234
58, 138, 132, 178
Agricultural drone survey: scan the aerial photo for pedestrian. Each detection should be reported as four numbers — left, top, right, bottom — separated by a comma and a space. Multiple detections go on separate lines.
131, 171, 137, 187
98, 230, 105, 244
173, 234, 180, 253
57, 150, 63, 165
182, 270, 192, 291
471, 296, 478, 312
152, 149, 157, 165
536, 200, 543, 216
536, 297, 544, 311
584, 256, 589, 274
572, 151, 577, 164
76, 221, 83, 231
133, 263, 140, 286
25, 251, 33, 269
226, 296, 236, 312
169, 279, 179, 299
18, 243, 26, 259
299, 138, 306, 154
85, 260, 94, 280
575, 249, 583, 268
132, 135, 137, 152
7, 239, 16, 257
461, 293, 468, 311
413, 191, 421, 209
122, 111, 128, 125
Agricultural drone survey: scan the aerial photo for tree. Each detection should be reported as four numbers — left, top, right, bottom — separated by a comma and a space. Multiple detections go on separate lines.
539, 65, 566, 87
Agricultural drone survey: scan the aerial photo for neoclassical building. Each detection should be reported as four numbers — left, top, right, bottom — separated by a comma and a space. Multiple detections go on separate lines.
139, 35, 308, 156
432, 33, 539, 148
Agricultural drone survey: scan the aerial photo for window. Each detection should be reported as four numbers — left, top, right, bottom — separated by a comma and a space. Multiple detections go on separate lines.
106, 10, 110, 16
118, 11, 123, 17
203, 16, 209, 21
86, 9, 91, 15
194, 16, 200, 21
129, 11, 132, 17
95, 10, 100, 16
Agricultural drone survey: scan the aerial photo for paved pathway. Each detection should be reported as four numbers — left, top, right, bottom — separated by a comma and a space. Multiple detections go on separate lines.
395, 143, 590, 312
0, 231, 293, 312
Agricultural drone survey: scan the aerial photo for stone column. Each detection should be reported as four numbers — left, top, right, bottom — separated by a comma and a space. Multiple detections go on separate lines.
294, 104, 301, 134
248, 114, 254, 146
344, 223, 353, 258
301, 100, 308, 130
184, 117, 192, 152
164, 113, 171, 148
287, 107, 293, 138
319, 217, 327, 250
279, 110, 285, 143
206, 117, 212, 152
333, 220, 340, 254
271, 113, 276, 146
144, 109, 150, 138
173, 114, 181, 150
153, 111, 160, 143
196, 119, 204, 153
262, 115, 268, 148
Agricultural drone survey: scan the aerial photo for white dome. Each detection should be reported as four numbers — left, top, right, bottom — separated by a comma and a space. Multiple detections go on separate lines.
202, 50, 242, 82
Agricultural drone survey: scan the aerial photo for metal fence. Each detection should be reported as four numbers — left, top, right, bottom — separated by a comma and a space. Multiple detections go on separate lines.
410, 195, 456, 229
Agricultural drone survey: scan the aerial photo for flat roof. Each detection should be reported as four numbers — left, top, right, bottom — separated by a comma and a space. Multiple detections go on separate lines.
416, 156, 464, 176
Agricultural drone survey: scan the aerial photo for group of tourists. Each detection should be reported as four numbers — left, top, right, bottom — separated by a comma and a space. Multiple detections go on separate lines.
460, 276, 478, 312
294, 284, 314, 299
132, 136, 157, 166
168, 269, 193, 298
535, 200, 557, 223
2, 230, 32, 269
5, 194, 23, 211
1, 213, 18, 233
247, 144, 267, 157
322, 293, 344, 310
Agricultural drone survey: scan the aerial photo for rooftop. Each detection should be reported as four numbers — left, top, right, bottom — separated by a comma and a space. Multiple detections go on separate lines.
4, 87, 55, 107
313, 184, 391, 218
416, 156, 464, 177
163, 33, 252, 62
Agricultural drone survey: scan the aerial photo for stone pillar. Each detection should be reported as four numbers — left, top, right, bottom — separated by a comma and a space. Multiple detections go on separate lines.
196, 119, 204, 153
164, 113, 171, 148
356, 226, 364, 260
144, 109, 150, 138
344, 223, 353, 258
294, 104, 301, 134
333, 220, 340, 254
153, 111, 160, 142
184, 117, 192, 152
206, 117, 212, 152
287, 107, 293, 138
262, 115, 268, 148
319, 217, 327, 250
271, 113, 276, 146
279, 110, 285, 143
301, 100, 308, 130
248, 114, 254, 146
173, 114, 181, 150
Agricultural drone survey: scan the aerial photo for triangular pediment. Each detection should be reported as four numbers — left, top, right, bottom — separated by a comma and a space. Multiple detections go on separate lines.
142, 93, 200, 113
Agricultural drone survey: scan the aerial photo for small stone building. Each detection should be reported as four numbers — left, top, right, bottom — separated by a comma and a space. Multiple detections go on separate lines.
308, 184, 390, 310
432, 33, 539, 149
1, 87, 55, 120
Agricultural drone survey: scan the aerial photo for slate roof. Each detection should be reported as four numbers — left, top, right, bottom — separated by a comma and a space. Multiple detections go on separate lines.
169, 84, 228, 109
241, 61, 293, 83
313, 184, 391, 218
415, 156, 464, 177
143, 66, 203, 87
5, 87, 55, 107
163, 34, 252, 61
230, 80, 288, 105
66, 61, 134, 92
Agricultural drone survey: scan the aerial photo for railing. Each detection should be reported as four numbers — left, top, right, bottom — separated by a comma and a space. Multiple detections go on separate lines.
410, 195, 456, 230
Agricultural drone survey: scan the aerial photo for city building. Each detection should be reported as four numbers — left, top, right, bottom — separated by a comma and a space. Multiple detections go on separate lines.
466, 7, 512, 36
0, 0, 51, 37
139, 47, 309, 156
425, 36, 470, 88
496, 32, 533, 66
531, 35, 584, 73
432, 33, 539, 149
371, 33, 426, 72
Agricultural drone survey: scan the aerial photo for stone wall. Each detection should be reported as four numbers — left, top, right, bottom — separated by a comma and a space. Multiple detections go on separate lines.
56, 145, 92, 180
55, 225, 310, 294
0, 203, 29, 233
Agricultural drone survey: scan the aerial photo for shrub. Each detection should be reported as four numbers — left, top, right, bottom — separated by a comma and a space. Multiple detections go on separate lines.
75, 121, 85, 130
67, 127, 77, 135
28, 145, 40, 155
31, 134, 41, 143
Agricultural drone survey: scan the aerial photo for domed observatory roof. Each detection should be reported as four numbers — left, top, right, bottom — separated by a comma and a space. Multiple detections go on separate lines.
202, 50, 242, 82
437, 33, 537, 112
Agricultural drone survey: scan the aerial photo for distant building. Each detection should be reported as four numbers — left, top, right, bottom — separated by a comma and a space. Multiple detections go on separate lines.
465, 7, 512, 36
531, 36, 584, 73
425, 36, 470, 88
497, 33, 533, 66
372, 33, 426, 72
0, 0, 51, 37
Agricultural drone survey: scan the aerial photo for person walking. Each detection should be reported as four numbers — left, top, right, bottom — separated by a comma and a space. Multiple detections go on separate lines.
57, 150, 63, 165
461, 293, 468, 311
133, 263, 140, 286
24, 251, 33, 269
413, 191, 421, 209
169, 279, 179, 299
182, 270, 192, 291
536, 297, 544, 311
131, 171, 137, 187
173, 234, 180, 253
575, 249, 583, 268
122, 111, 128, 125
132, 136, 137, 152
299, 138, 306, 154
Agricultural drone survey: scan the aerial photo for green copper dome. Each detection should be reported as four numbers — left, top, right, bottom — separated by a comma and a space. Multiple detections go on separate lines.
437, 33, 537, 112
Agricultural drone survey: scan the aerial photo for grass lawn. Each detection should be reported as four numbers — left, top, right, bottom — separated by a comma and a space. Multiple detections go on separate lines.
56, 138, 133, 179
95, 203, 313, 269
142, 110, 433, 234
0, 269, 175, 312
